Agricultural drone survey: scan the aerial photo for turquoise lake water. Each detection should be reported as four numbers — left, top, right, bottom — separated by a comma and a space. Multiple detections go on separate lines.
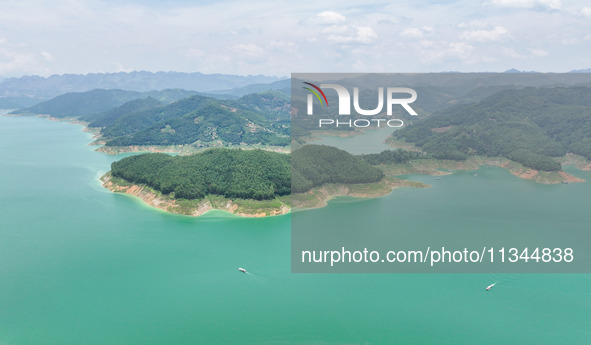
0, 115, 589, 344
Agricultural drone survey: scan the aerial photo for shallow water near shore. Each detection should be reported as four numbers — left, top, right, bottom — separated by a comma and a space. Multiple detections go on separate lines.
0, 115, 590, 345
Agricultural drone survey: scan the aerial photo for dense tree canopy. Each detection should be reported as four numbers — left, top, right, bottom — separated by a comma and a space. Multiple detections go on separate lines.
102, 94, 290, 147
393, 87, 591, 171
111, 149, 291, 200
291, 145, 384, 193
88, 97, 163, 128
111, 145, 392, 199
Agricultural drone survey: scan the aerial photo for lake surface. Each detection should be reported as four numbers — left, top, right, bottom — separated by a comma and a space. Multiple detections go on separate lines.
0, 115, 589, 345
310, 127, 396, 154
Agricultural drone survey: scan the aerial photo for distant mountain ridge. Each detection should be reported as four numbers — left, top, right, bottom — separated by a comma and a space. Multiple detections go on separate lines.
209, 79, 291, 97
12, 89, 204, 118
0, 71, 284, 103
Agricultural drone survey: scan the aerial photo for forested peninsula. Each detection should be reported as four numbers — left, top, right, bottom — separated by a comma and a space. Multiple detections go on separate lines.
101, 146, 427, 216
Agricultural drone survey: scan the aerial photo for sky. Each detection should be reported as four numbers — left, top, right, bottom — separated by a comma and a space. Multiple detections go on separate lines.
0, 0, 590, 78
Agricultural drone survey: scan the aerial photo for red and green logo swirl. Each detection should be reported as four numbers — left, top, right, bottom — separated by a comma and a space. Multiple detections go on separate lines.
303, 82, 329, 106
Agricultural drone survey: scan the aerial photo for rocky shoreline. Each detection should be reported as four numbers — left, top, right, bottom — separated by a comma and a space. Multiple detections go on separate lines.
101, 173, 291, 217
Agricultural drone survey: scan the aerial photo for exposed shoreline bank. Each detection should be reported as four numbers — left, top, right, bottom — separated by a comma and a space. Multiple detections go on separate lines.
101, 173, 291, 217
101, 172, 428, 217
385, 137, 586, 184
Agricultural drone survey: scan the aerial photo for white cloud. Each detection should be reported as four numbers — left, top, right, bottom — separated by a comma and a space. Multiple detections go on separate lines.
418, 41, 481, 64
461, 26, 511, 42
418, 40, 435, 48
327, 26, 377, 44
400, 28, 424, 38
529, 48, 548, 56
457, 20, 490, 29
41, 51, 53, 62
581, 7, 591, 16
488, 0, 562, 10
502, 47, 527, 58
448, 41, 475, 57
231, 44, 264, 57
180, 48, 204, 58
310, 11, 346, 24
376, 15, 402, 25
562, 37, 579, 45
0, 48, 37, 75
322, 25, 348, 35
400, 26, 433, 38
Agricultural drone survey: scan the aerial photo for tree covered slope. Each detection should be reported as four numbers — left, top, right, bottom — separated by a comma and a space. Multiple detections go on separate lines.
291, 145, 384, 193
111, 149, 291, 200
393, 87, 591, 171
110, 145, 394, 200
101, 92, 290, 147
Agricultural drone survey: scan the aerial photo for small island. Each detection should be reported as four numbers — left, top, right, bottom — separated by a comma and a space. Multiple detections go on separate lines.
101, 148, 291, 217
100, 145, 429, 217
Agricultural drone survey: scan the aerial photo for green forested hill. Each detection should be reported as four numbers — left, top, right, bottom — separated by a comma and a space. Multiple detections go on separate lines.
86, 97, 163, 128
12, 89, 144, 118
12, 88, 202, 119
111, 149, 291, 200
393, 87, 591, 171
237, 90, 290, 122
102, 94, 290, 147
105, 101, 290, 146
110, 145, 391, 200
100, 95, 213, 138
291, 145, 384, 193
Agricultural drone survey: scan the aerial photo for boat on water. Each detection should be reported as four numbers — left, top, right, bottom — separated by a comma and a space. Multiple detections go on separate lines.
486, 283, 496, 291
238, 268, 247, 273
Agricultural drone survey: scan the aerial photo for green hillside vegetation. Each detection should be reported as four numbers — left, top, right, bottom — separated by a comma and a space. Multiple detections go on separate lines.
393, 87, 591, 171
102, 95, 290, 147
291, 145, 384, 193
237, 90, 290, 122
110, 145, 398, 201
101, 95, 213, 138
111, 149, 291, 200
11, 88, 202, 119
12, 89, 144, 118
87, 97, 163, 128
